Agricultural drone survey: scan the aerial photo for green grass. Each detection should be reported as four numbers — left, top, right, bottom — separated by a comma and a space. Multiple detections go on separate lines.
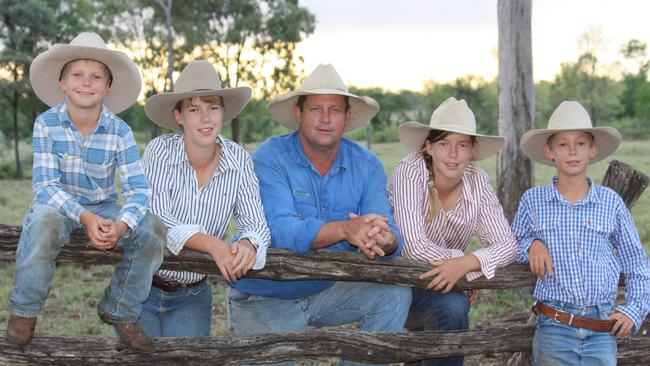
0, 139, 648, 361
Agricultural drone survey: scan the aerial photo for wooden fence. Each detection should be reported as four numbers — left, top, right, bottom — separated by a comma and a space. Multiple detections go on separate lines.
0, 160, 648, 365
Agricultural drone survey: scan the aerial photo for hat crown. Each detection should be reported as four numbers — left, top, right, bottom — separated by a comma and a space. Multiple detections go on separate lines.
300, 64, 348, 93
547, 101, 593, 130
429, 97, 477, 134
174, 60, 223, 93
69, 32, 109, 50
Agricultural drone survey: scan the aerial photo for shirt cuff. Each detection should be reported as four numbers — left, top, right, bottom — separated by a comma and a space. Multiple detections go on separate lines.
240, 231, 267, 270
467, 249, 495, 280
117, 212, 139, 233
167, 224, 204, 255
294, 217, 325, 254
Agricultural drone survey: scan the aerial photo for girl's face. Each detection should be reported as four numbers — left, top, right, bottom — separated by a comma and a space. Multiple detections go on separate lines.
425, 133, 476, 183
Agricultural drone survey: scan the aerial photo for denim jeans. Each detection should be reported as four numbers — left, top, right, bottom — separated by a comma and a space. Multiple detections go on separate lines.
137, 279, 212, 337
228, 281, 412, 366
405, 288, 470, 366
10, 202, 165, 323
533, 301, 617, 366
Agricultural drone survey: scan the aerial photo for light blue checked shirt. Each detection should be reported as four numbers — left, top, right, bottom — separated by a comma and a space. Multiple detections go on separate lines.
512, 177, 650, 330
31, 103, 150, 230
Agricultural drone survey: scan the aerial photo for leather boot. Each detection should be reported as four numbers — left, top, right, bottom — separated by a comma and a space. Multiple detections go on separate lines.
113, 322, 156, 354
98, 306, 155, 353
6, 314, 37, 346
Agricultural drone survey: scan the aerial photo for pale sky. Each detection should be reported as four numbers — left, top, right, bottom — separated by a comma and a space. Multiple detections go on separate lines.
296, 0, 650, 91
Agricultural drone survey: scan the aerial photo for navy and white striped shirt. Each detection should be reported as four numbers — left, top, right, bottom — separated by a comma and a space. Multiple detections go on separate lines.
512, 177, 650, 330
142, 133, 271, 284
32, 103, 149, 229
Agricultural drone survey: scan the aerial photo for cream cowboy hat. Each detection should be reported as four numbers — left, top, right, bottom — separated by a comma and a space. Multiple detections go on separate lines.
398, 97, 505, 160
145, 60, 252, 130
29, 32, 141, 114
520, 101, 621, 166
267, 64, 379, 132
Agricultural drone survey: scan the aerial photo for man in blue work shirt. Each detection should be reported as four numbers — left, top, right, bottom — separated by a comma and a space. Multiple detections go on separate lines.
229, 64, 411, 366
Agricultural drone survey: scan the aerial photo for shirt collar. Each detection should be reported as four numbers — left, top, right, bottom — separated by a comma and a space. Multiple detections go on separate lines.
56, 103, 112, 131
546, 176, 600, 205
290, 130, 348, 175
168, 133, 238, 173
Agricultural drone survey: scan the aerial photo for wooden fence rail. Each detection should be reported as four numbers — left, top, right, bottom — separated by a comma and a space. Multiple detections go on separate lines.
0, 159, 648, 365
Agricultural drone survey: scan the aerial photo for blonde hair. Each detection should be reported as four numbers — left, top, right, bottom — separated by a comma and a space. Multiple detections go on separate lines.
421, 130, 476, 221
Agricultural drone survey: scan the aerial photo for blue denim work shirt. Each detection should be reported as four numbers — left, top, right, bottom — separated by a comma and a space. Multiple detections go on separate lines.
233, 131, 403, 299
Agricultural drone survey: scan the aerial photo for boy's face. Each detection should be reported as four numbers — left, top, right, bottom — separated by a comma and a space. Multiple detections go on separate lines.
174, 96, 224, 149
543, 131, 598, 177
59, 59, 111, 111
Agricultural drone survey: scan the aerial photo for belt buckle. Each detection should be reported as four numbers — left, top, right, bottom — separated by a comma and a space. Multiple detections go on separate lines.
553, 309, 574, 326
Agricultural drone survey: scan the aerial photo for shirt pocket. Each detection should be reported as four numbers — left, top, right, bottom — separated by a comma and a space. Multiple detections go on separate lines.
84, 149, 116, 182
583, 219, 614, 260
294, 195, 318, 220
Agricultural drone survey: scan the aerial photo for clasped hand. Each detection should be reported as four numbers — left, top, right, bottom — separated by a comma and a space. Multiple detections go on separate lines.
80, 211, 127, 250
209, 239, 256, 283
345, 212, 395, 259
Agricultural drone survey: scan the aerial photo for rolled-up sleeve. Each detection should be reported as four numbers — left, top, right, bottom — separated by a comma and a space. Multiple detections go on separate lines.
252, 142, 324, 254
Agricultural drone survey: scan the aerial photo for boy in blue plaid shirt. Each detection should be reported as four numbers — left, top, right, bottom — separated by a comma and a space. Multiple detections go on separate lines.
512, 101, 650, 365
6, 33, 164, 353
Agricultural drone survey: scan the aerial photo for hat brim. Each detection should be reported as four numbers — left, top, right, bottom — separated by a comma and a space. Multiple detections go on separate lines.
267, 88, 379, 132
398, 121, 505, 160
29, 44, 142, 114
520, 127, 622, 166
144, 87, 252, 130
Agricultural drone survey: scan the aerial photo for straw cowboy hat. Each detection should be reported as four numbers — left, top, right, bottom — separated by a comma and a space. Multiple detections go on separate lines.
267, 64, 379, 131
145, 60, 251, 130
520, 101, 621, 166
398, 97, 505, 160
30, 32, 141, 114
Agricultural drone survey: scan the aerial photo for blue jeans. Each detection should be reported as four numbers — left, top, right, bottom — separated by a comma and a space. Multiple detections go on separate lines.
406, 288, 470, 366
10, 202, 165, 323
228, 281, 412, 366
137, 279, 212, 337
533, 301, 617, 366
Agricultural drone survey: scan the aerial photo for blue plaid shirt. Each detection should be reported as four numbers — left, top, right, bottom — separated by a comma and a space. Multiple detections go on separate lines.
512, 177, 650, 330
31, 103, 150, 230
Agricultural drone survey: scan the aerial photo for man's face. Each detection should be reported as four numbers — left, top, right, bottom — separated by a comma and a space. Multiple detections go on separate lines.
59, 59, 111, 111
294, 95, 351, 153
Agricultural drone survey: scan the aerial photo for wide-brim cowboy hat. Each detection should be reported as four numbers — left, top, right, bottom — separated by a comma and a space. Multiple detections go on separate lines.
145, 60, 251, 130
520, 101, 621, 166
267, 64, 379, 132
398, 97, 505, 160
29, 32, 141, 114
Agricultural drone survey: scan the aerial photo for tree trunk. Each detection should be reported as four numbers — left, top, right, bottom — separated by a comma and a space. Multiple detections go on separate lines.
151, 0, 174, 139
12, 74, 22, 179
497, 0, 534, 222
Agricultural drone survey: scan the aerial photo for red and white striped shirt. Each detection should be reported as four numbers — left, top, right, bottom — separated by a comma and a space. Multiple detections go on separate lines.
388, 152, 517, 281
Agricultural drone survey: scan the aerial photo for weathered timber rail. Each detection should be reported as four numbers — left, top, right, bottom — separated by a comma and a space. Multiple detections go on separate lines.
0, 159, 648, 365
0, 326, 648, 365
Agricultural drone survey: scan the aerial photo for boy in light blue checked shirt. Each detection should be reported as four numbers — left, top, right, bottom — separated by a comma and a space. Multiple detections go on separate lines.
512, 101, 650, 365
6, 32, 164, 353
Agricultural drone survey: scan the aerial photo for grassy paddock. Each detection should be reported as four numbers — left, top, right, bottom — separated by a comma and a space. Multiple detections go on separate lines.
0, 139, 648, 362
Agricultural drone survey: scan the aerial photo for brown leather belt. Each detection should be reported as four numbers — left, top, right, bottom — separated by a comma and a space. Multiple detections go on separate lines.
533, 302, 616, 332
152, 275, 206, 293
